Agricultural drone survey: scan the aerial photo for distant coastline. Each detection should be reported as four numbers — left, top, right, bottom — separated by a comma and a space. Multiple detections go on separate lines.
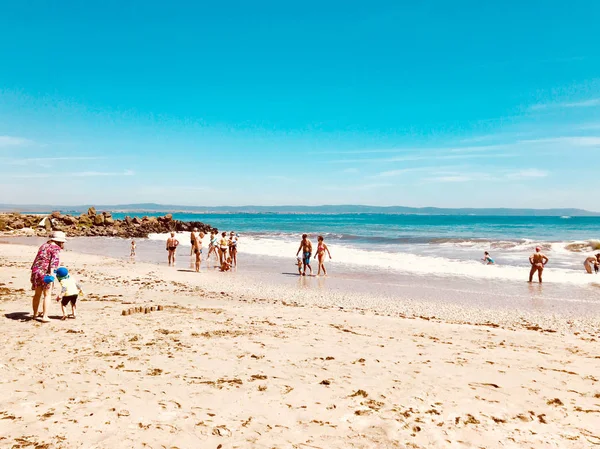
0, 203, 598, 217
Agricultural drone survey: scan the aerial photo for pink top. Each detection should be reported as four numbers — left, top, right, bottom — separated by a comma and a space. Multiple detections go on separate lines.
31, 242, 61, 275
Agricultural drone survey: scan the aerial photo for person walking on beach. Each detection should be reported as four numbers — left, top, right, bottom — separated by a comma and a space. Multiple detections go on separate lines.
190, 228, 198, 256
30, 231, 66, 322
207, 230, 219, 264
314, 235, 332, 276
130, 240, 136, 257
55, 267, 83, 320
296, 234, 313, 276
482, 251, 494, 265
229, 232, 238, 267
166, 232, 179, 266
528, 247, 549, 283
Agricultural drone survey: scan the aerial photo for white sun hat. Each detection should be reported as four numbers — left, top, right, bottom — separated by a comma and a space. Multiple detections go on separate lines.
50, 231, 67, 243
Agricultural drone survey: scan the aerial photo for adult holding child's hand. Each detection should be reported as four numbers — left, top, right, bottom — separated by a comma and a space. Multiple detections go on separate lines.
30, 231, 66, 322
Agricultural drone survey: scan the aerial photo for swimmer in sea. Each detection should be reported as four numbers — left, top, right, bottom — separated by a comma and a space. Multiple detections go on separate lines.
482, 251, 494, 265
583, 254, 600, 274
314, 235, 332, 276
528, 247, 549, 283
296, 234, 313, 276
166, 232, 179, 266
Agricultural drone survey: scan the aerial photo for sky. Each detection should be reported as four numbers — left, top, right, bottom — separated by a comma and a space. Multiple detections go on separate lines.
1, 1, 600, 209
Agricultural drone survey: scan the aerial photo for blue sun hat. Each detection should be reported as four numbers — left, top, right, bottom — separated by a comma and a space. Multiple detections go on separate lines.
43, 275, 55, 284
56, 267, 69, 280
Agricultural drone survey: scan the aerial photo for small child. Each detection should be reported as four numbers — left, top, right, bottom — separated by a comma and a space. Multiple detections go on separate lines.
296, 257, 303, 275
130, 240, 136, 257
55, 267, 83, 320
220, 256, 232, 272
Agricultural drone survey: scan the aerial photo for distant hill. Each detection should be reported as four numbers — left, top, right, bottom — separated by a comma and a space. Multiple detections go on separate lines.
0, 203, 598, 216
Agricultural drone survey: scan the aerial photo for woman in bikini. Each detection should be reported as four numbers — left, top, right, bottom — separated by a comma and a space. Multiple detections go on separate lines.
219, 232, 229, 266
314, 235, 332, 276
228, 232, 238, 267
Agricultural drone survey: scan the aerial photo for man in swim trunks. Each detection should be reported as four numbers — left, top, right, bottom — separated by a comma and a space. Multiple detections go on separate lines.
166, 232, 179, 266
296, 234, 313, 276
528, 247, 549, 283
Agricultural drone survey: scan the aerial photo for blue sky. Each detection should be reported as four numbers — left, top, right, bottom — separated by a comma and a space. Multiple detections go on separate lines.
1, 1, 599, 209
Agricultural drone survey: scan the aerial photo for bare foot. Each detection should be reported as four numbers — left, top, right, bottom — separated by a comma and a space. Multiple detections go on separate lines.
40, 317, 50, 323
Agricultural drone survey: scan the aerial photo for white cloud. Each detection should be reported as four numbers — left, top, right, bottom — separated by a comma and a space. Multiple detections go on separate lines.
505, 169, 548, 179
8, 169, 134, 178
519, 136, 600, 146
0, 136, 32, 147
3, 156, 105, 165
530, 98, 600, 111
74, 170, 134, 177
324, 183, 392, 191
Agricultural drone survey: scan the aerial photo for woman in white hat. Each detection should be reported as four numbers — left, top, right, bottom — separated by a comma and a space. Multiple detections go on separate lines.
30, 231, 66, 322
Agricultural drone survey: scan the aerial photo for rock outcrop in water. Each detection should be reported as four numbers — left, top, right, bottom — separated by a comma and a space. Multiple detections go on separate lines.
0, 208, 215, 238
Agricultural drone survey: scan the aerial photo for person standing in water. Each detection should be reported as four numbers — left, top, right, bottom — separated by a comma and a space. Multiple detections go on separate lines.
296, 234, 313, 276
166, 232, 179, 266
130, 240, 136, 257
30, 231, 65, 322
482, 251, 494, 265
314, 236, 332, 276
528, 247, 549, 283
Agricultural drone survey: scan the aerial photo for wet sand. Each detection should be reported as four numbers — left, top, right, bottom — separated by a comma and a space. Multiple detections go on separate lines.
1, 243, 600, 448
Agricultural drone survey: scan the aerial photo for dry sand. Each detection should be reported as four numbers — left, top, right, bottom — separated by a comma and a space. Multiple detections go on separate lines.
1, 243, 599, 449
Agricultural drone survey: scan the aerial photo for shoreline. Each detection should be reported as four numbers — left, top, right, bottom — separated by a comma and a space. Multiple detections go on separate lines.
2, 242, 600, 336
1, 243, 600, 447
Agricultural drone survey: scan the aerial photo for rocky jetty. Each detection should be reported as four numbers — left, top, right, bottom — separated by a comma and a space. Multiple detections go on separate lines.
0, 207, 214, 238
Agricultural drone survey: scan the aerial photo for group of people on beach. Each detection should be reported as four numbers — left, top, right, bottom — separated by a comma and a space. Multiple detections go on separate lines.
162, 228, 239, 272
482, 247, 599, 283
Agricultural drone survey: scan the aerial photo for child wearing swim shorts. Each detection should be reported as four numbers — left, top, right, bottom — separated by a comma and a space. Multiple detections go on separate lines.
55, 267, 83, 320
296, 257, 303, 275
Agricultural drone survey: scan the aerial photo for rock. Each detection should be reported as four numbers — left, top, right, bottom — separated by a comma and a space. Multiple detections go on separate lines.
44, 218, 52, 231
124, 216, 133, 225
104, 216, 115, 226
61, 215, 78, 225
11, 220, 25, 230
157, 305, 164, 311
150, 306, 156, 312
164, 214, 173, 222
93, 214, 105, 226
132, 217, 142, 225
122, 310, 129, 316
51, 211, 62, 219
87, 207, 96, 216
144, 307, 150, 314
78, 215, 93, 226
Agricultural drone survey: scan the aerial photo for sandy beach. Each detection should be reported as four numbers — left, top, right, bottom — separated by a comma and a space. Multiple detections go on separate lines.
1, 243, 599, 448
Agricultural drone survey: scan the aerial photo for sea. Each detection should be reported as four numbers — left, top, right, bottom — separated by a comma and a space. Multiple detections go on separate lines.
6, 213, 600, 317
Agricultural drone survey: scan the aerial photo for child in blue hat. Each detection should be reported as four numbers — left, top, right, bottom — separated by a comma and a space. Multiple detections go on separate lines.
55, 267, 84, 320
